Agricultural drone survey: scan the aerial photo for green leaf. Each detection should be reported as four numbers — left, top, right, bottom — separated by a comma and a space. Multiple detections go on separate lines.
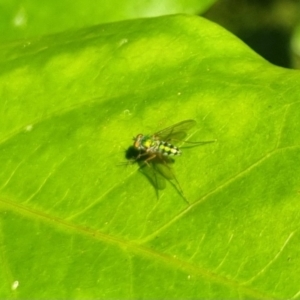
1, 15, 300, 298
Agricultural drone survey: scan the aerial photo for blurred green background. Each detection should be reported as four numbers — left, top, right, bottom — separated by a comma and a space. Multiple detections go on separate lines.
1, 0, 300, 68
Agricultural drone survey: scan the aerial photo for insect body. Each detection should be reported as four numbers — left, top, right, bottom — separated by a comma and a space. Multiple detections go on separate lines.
132, 119, 201, 164
133, 134, 181, 157
126, 119, 215, 203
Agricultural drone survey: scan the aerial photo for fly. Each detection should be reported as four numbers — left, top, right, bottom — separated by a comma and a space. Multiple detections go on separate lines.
132, 119, 213, 162
126, 119, 215, 203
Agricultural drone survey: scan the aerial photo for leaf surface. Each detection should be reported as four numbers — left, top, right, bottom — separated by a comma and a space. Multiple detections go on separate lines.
0, 15, 300, 298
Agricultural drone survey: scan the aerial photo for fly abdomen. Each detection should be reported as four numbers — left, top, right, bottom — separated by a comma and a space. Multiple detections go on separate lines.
159, 141, 181, 156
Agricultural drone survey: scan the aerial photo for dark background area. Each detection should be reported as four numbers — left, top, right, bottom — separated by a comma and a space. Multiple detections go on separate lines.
202, 0, 300, 68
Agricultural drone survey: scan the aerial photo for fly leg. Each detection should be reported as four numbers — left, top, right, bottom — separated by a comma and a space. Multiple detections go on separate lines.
141, 153, 189, 204
137, 153, 165, 200
159, 158, 190, 205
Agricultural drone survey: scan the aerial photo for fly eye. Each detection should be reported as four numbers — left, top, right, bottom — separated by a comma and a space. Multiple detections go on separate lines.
135, 134, 143, 141
133, 134, 143, 149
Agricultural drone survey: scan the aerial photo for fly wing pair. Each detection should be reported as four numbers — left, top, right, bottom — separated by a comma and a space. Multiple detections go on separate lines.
138, 154, 190, 202
152, 119, 197, 143
152, 119, 214, 147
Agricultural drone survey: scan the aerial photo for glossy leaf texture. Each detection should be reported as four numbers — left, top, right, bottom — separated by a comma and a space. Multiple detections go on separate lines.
0, 15, 300, 298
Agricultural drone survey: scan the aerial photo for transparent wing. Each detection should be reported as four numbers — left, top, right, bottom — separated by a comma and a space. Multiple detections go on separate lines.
148, 158, 189, 204
136, 154, 189, 203
153, 119, 197, 141
139, 163, 166, 191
